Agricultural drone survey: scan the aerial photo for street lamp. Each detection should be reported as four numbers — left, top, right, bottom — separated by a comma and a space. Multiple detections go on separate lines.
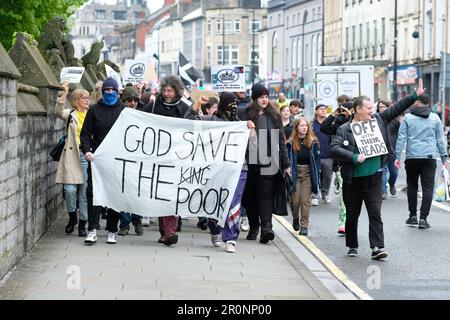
251, 9, 256, 85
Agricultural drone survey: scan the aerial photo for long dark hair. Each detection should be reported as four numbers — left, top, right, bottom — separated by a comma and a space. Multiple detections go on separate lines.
246, 100, 282, 127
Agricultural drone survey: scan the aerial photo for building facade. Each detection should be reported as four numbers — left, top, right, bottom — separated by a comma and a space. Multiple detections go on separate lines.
267, 0, 323, 98
70, 0, 149, 64
323, 0, 342, 65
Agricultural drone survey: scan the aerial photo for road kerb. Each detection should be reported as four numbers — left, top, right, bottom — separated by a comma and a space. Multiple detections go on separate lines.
273, 215, 373, 300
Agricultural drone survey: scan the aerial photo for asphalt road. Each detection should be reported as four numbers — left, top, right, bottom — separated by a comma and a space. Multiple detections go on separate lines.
290, 161, 450, 300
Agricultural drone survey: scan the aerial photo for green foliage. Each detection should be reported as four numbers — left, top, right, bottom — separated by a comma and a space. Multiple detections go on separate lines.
0, 0, 87, 50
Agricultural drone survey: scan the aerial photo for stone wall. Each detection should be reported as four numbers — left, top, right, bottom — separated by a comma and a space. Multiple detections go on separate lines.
0, 35, 66, 281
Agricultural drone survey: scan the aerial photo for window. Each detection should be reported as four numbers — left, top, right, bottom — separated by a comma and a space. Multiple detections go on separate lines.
207, 20, 212, 34
292, 14, 295, 26
297, 13, 300, 24
95, 10, 105, 20
303, 10, 308, 24
207, 46, 211, 65
345, 27, 349, 51
352, 25, 356, 50
224, 20, 232, 33
278, 13, 281, 25
359, 23, 363, 48
312, 9, 315, 20
374, 19, 378, 45
269, 16, 272, 27
366, 22, 370, 47
286, 48, 289, 71
292, 39, 296, 70
234, 20, 241, 33
217, 45, 239, 65
381, 17, 386, 44
216, 19, 222, 33
250, 20, 261, 33
113, 11, 127, 20
286, 17, 289, 28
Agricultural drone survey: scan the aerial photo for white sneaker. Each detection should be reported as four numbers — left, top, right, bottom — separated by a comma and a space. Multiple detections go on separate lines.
240, 217, 250, 232
211, 234, 222, 247
142, 217, 150, 227
225, 241, 236, 253
311, 198, 319, 206
323, 195, 331, 204
107, 232, 117, 244
84, 230, 97, 244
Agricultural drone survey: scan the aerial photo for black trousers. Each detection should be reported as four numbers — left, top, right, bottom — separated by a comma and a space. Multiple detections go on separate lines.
343, 171, 384, 249
405, 159, 437, 220
242, 165, 276, 234
86, 162, 120, 232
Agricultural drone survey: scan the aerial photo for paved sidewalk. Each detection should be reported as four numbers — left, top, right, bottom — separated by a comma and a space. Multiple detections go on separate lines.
0, 215, 345, 300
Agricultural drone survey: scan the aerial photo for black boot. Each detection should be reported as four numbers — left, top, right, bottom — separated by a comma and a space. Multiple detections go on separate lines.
292, 218, 300, 231
78, 219, 87, 237
65, 212, 78, 234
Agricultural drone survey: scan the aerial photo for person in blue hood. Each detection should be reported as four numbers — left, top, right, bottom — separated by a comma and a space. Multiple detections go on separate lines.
80, 77, 126, 245
395, 94, 447, 230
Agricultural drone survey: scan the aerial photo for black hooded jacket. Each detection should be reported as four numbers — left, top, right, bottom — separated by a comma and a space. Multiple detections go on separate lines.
81, 99, 125, 154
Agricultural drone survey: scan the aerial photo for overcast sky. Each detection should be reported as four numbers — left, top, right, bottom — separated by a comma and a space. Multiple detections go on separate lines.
147, 0, 164, 13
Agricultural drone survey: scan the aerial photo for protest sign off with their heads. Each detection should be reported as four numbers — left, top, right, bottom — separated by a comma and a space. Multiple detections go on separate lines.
91, 109, 250, 226
350, 119, 388, 158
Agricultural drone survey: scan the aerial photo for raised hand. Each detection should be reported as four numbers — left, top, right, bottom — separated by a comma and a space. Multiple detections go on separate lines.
416, 78, 426, 96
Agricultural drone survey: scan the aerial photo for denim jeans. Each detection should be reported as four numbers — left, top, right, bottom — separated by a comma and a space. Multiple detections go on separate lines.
119, 212, 142, 229
382, 159, 399, 193
63, 152, 88, 221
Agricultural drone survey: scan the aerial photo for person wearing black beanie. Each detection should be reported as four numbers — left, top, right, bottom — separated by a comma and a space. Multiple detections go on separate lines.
241, 83, 291, 244
80, 77, 125, 246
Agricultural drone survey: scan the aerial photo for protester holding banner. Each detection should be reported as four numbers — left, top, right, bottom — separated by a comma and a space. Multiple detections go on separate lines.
54, 81, 90, 237
116, 86, 144, 236
185, 92, 255, 253
80, 77, 126, 245
330, 79, 425, 260
395, 94, 447, 230
241, 83, 291, 244
287, 118, 321, 236
376, 100, 401, 200
141, 75, 191, 246
200, 96, 219, 116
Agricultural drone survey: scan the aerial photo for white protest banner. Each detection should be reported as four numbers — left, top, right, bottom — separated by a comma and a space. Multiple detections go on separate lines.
91, 108, 250, 227
211, 65, 245, 92
105, 64, 122, 89
124, 59, 147, 84
350, 119, 388, 158
60, 67, 85, 83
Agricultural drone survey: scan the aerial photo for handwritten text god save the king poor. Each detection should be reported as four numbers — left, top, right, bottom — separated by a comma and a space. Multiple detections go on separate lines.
91, 109, 250, 225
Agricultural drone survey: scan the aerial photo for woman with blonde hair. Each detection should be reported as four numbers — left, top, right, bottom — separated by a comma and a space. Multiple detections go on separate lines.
55, 81, 90, 237
287, 118, 321, 236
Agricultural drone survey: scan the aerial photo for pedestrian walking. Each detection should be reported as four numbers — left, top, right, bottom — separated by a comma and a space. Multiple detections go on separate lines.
312, 104, 333, 204
395, 94, 447, 229
281, 105, 293, 140
376, 100, 401, 200
330, 79, 425, 260
320, 101, 353, 235
141, 75, 191, 246
54, 81, 89, 237
185, 92, 255, 252
287, 118, 321, 236
80, 77, 126, 245
241, 83, 291, 244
